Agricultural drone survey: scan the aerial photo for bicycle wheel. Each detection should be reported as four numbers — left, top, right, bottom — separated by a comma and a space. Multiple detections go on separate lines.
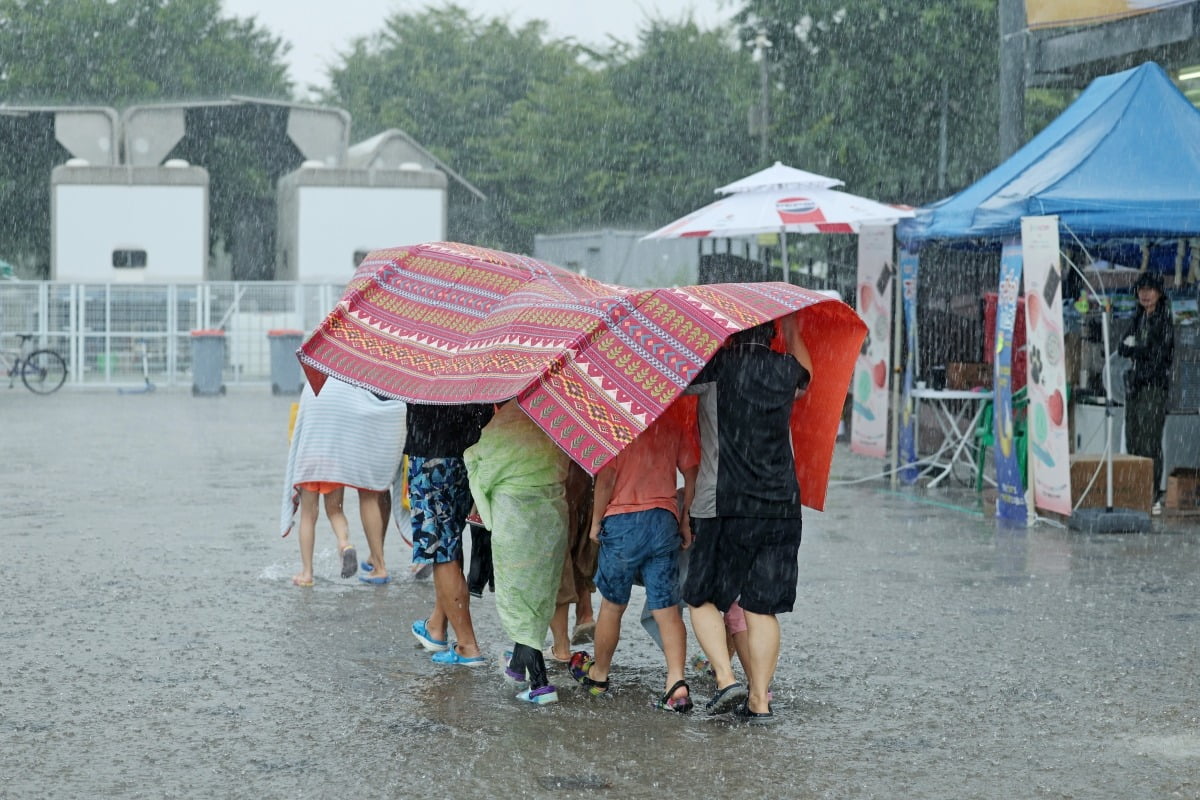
21, 349, 67, 394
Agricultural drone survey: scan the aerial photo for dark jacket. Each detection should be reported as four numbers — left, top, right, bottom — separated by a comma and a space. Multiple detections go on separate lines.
1118, 302, 1174, 391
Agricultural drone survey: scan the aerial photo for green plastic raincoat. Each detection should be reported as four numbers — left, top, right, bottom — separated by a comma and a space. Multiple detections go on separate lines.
464, 401, 570, 649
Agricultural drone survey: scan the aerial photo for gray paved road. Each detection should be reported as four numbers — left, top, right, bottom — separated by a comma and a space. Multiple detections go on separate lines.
2, 388, 1197, 799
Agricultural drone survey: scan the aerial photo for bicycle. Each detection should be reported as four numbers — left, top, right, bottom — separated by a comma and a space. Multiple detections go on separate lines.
2, 334, 68, 394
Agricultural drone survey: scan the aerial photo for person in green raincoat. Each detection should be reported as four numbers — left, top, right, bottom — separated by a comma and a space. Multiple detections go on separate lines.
464, 400, 570, 704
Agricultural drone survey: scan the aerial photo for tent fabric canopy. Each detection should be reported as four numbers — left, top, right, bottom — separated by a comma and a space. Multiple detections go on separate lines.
899, 62, 1200, 246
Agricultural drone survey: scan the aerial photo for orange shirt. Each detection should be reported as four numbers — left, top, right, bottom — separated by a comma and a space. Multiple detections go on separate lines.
603, 398, 700, 519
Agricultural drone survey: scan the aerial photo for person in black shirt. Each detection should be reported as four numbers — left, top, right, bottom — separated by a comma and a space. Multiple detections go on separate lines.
404, 403, 495, 665
681, 318, 812, 722
1119, 271, 1174, 515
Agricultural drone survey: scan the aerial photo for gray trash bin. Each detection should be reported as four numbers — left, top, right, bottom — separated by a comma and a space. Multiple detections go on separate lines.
268, 329, 305, 395
190, 329, 226, 396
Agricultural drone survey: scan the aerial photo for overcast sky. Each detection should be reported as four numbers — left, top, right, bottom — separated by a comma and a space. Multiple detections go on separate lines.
222, 0, 735, 95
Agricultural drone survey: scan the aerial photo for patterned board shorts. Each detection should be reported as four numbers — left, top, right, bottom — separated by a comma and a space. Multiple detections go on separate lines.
408, 456, 472, 565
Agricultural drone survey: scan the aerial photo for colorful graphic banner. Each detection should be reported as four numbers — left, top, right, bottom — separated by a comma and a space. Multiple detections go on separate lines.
1021, 216, 1072, 515
851, 225, 895, 458
1026, 0, 1189, 29
994, 239, 1028, 523
898, 247, 919, 483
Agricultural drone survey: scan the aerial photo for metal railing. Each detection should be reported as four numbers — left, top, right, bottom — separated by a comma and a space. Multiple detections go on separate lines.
0, 281, 345, 388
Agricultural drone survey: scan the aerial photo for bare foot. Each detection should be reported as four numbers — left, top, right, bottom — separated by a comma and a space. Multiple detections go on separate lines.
292, 574, 314, 587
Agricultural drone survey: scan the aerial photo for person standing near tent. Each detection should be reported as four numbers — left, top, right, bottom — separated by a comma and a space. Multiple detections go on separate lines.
681, 317, 812, 722
1119, 271, 1174, 515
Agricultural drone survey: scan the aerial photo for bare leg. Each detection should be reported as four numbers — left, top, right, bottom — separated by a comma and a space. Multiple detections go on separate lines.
730, 629, 750, 675
433, 561, 479, 658
651, 604, 688, 700
548, 603, 572, 662
358, 489, 387, 580
587, 598, 625, 683
426, 596, 448, 642
292, 489, 318, 585
574, 582, 595, 627
743, 610, 780, 714
323, 487, 351, 552
688, 602, 738, 690
377, 489, 391, 544
363, 490, 392, 572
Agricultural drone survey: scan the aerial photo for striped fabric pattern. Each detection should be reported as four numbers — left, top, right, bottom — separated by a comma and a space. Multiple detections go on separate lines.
298, 242, 865, 510
280, 378, 407, 537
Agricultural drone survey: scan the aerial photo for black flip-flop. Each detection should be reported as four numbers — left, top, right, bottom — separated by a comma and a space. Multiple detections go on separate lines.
735, 700, 776, 725
655, 679, 693, 713
705, 681, 748, 715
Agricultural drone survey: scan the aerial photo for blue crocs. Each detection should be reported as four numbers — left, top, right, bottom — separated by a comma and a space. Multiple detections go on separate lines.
411, 619, 449, 652
431, 645, 486, 667
516, 685, 558, 705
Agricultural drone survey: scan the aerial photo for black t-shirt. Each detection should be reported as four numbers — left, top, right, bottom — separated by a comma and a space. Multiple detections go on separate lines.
686, 343, 810, 518
403, 403, 495, 458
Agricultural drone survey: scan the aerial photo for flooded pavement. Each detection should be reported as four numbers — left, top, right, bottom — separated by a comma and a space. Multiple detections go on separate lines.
2, 388, 1198, 799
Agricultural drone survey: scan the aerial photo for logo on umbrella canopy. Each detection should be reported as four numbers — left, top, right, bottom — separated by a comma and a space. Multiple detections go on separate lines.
776, 196, 825, 224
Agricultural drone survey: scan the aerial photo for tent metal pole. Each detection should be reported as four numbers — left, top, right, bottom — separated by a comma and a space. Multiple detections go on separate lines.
781, 229, 789, 283
890, 246, 903, 489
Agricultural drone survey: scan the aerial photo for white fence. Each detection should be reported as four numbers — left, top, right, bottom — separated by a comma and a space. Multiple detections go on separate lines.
0, 281, 345, 388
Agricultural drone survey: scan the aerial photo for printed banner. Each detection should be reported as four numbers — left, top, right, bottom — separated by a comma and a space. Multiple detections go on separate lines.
1026, 0, 1189, 29
1021, 216, 1072, 515
898, 247, 919, 483
851, 225, 895, 458
994, 239, 1028, 523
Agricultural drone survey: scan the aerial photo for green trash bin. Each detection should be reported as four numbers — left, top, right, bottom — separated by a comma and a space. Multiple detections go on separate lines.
190, 329, 226, 396
268, 329, 305, 395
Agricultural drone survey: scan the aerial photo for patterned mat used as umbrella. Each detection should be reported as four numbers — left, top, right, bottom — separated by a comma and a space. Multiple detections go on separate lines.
299, 241, 865, 510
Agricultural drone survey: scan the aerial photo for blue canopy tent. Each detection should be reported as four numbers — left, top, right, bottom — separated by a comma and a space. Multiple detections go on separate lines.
899, 61, 1200, 249
896, 62, 1200, 531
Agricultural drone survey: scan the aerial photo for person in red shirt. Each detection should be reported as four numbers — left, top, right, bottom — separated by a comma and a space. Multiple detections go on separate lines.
569, 398, 700, 712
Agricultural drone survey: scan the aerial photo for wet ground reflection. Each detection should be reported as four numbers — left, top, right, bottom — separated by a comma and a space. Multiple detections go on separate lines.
1, 390, 1197, 798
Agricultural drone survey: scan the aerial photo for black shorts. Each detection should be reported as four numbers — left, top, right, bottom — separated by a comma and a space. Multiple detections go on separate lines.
681, 516, 802, 615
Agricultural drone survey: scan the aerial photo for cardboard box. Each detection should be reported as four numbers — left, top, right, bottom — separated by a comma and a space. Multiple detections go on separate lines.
1165, 467, 1200, 511
947, 362, 992, 390
1069, 453, 1153, 514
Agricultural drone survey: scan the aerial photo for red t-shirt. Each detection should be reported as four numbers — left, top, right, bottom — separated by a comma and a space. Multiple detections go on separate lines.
603, 398, 700, 519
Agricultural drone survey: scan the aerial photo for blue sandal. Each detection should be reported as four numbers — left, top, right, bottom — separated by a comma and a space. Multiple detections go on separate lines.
431, 645, 486, 666
411, 619, 448, 652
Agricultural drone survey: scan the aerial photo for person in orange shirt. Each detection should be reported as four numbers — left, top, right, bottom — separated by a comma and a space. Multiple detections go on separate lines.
569, 398, 699, 712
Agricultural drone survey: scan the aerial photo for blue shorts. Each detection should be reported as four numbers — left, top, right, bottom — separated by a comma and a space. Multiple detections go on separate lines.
408, 456, 472, 565
595, 508, 681, 610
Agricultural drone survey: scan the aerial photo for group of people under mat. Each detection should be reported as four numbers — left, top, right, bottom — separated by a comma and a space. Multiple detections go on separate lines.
280, 317, 813, 721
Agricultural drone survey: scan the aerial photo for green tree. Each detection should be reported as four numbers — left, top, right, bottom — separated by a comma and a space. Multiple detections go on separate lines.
328, 9, 762, 251
0, 0, 290, 105
0, 0, 291, 276
732, 0, 1001, 206
600, 20, 762, 227
324, 3, 585, 248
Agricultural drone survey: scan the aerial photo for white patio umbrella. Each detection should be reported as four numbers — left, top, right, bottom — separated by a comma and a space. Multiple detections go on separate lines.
642, 178, 915, 282
715, 161, 843, 193
643, 186, 914, 240
643, 162, 914, 280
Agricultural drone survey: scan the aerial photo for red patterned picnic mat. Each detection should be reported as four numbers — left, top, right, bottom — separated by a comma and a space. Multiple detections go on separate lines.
299, 242, 865, 510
